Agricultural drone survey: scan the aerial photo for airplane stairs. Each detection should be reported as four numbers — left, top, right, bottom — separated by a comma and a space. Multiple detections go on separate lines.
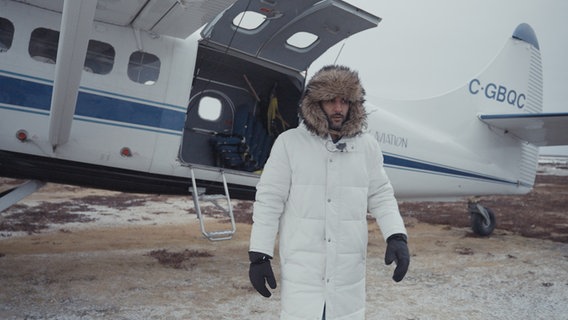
189, 168, 236, 241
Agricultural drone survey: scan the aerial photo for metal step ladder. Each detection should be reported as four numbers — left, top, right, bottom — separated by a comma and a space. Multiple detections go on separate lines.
189, 168, 236, 241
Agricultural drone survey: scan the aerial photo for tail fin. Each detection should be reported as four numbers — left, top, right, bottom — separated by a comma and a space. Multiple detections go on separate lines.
476, 24, 568, 148
474, 24, 568, 188
471, 23, 542, 115
373, 23, 551, 197
470, 23, 543, 189
369, 23, 568, 198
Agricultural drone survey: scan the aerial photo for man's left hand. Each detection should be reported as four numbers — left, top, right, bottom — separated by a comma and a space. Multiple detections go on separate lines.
385, 233, 410, 282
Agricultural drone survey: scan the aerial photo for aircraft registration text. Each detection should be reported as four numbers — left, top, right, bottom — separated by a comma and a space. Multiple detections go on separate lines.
468, 78, 526, 109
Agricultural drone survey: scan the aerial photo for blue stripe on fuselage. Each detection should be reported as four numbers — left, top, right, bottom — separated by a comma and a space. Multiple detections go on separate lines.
0, 74, 53, 111
383, 152, 521, 186
0, 71, 185, 133
75, 91, 184, 131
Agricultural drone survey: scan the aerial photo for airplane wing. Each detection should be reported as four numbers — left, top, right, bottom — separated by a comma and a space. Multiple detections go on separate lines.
130, 0, 239, 39
479, 113, 568, 146
21, 0, 238, 39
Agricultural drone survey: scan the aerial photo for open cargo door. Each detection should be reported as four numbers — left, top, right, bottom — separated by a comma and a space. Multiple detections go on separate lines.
179, 0, 380, 170
200, 0, 380, 72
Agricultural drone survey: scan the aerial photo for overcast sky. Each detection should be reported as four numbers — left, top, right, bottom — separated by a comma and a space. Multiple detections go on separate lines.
310, 0, 568, 155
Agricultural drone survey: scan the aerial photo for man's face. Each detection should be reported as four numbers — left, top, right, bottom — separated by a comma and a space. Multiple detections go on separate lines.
321, 97, 350, 131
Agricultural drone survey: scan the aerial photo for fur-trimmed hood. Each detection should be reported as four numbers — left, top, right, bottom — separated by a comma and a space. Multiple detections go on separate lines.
299, 65, 367, 138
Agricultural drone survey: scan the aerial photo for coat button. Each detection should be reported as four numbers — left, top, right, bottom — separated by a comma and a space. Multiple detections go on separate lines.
327, 199, 331, 203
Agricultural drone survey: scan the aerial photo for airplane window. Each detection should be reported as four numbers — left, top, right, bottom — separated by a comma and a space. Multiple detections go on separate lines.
232, 11, 266, 31
198, 96, 222, 121
0, 17, 14, 52
286, 32, 319, 50
29, 28, 59, 64
128, 51, 160, 85
84, 40, 115, 75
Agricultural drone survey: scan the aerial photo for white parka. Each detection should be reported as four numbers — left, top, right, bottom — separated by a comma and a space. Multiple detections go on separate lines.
250, 124, 407, 319
249, 66, 407, 319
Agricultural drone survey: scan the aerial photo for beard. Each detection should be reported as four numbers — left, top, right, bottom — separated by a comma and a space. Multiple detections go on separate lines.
327, 113, 346, 131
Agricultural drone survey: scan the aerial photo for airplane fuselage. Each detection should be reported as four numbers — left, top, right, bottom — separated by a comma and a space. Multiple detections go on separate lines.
1, 1, 236, 196
1, 0, 541, 204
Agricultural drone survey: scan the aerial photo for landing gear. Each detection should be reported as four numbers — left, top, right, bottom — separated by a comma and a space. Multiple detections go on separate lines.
468, 202, 496, 236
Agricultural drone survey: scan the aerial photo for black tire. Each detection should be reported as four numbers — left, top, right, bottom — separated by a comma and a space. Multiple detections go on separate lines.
471, 207, 496, 236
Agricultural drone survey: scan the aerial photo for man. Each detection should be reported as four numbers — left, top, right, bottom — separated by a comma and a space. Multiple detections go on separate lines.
248, 65, 409, 319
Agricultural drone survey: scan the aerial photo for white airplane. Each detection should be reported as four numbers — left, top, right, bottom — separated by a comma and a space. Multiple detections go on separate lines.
1, 0, 567, 240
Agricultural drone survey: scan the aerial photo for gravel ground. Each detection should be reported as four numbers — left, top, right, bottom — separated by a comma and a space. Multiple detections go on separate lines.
0, 162, 567, 320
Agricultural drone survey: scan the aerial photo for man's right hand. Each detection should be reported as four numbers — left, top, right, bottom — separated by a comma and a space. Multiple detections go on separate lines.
248, 251, 277, 298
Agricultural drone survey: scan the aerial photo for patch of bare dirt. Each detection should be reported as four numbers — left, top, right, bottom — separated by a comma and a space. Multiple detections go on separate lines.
145, 249, 214, 269
78, 194, 160, 210
0, 202, 95, 234
399, 175, 568, 243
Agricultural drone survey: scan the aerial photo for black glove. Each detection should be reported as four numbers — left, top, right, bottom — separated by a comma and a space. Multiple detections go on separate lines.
385, 233, 410, 282
249, 251, 277, 297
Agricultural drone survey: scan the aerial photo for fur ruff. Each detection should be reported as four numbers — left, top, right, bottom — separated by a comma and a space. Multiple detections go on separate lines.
300, 65, 367, 138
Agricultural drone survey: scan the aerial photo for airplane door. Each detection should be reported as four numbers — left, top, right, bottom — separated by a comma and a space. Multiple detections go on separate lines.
179, 0, 380, 170
200, 0, 381, 72
179, 84, 258, 167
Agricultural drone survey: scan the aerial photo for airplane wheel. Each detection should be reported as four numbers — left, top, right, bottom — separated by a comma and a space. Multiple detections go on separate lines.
470, 206, 496, 236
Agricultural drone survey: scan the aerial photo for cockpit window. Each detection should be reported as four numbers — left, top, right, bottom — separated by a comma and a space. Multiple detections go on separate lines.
0, 17, 14, 52
84, 40, 115, 75
128, 51, 160, 85
29, 27, 59, 64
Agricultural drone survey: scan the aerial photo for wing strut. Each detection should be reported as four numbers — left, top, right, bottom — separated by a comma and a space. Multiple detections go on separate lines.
0, 180, 46, 213
48, 0, 97, 149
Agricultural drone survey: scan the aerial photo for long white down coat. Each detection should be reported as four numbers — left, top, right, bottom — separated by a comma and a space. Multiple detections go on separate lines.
249, 123, 407, 319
